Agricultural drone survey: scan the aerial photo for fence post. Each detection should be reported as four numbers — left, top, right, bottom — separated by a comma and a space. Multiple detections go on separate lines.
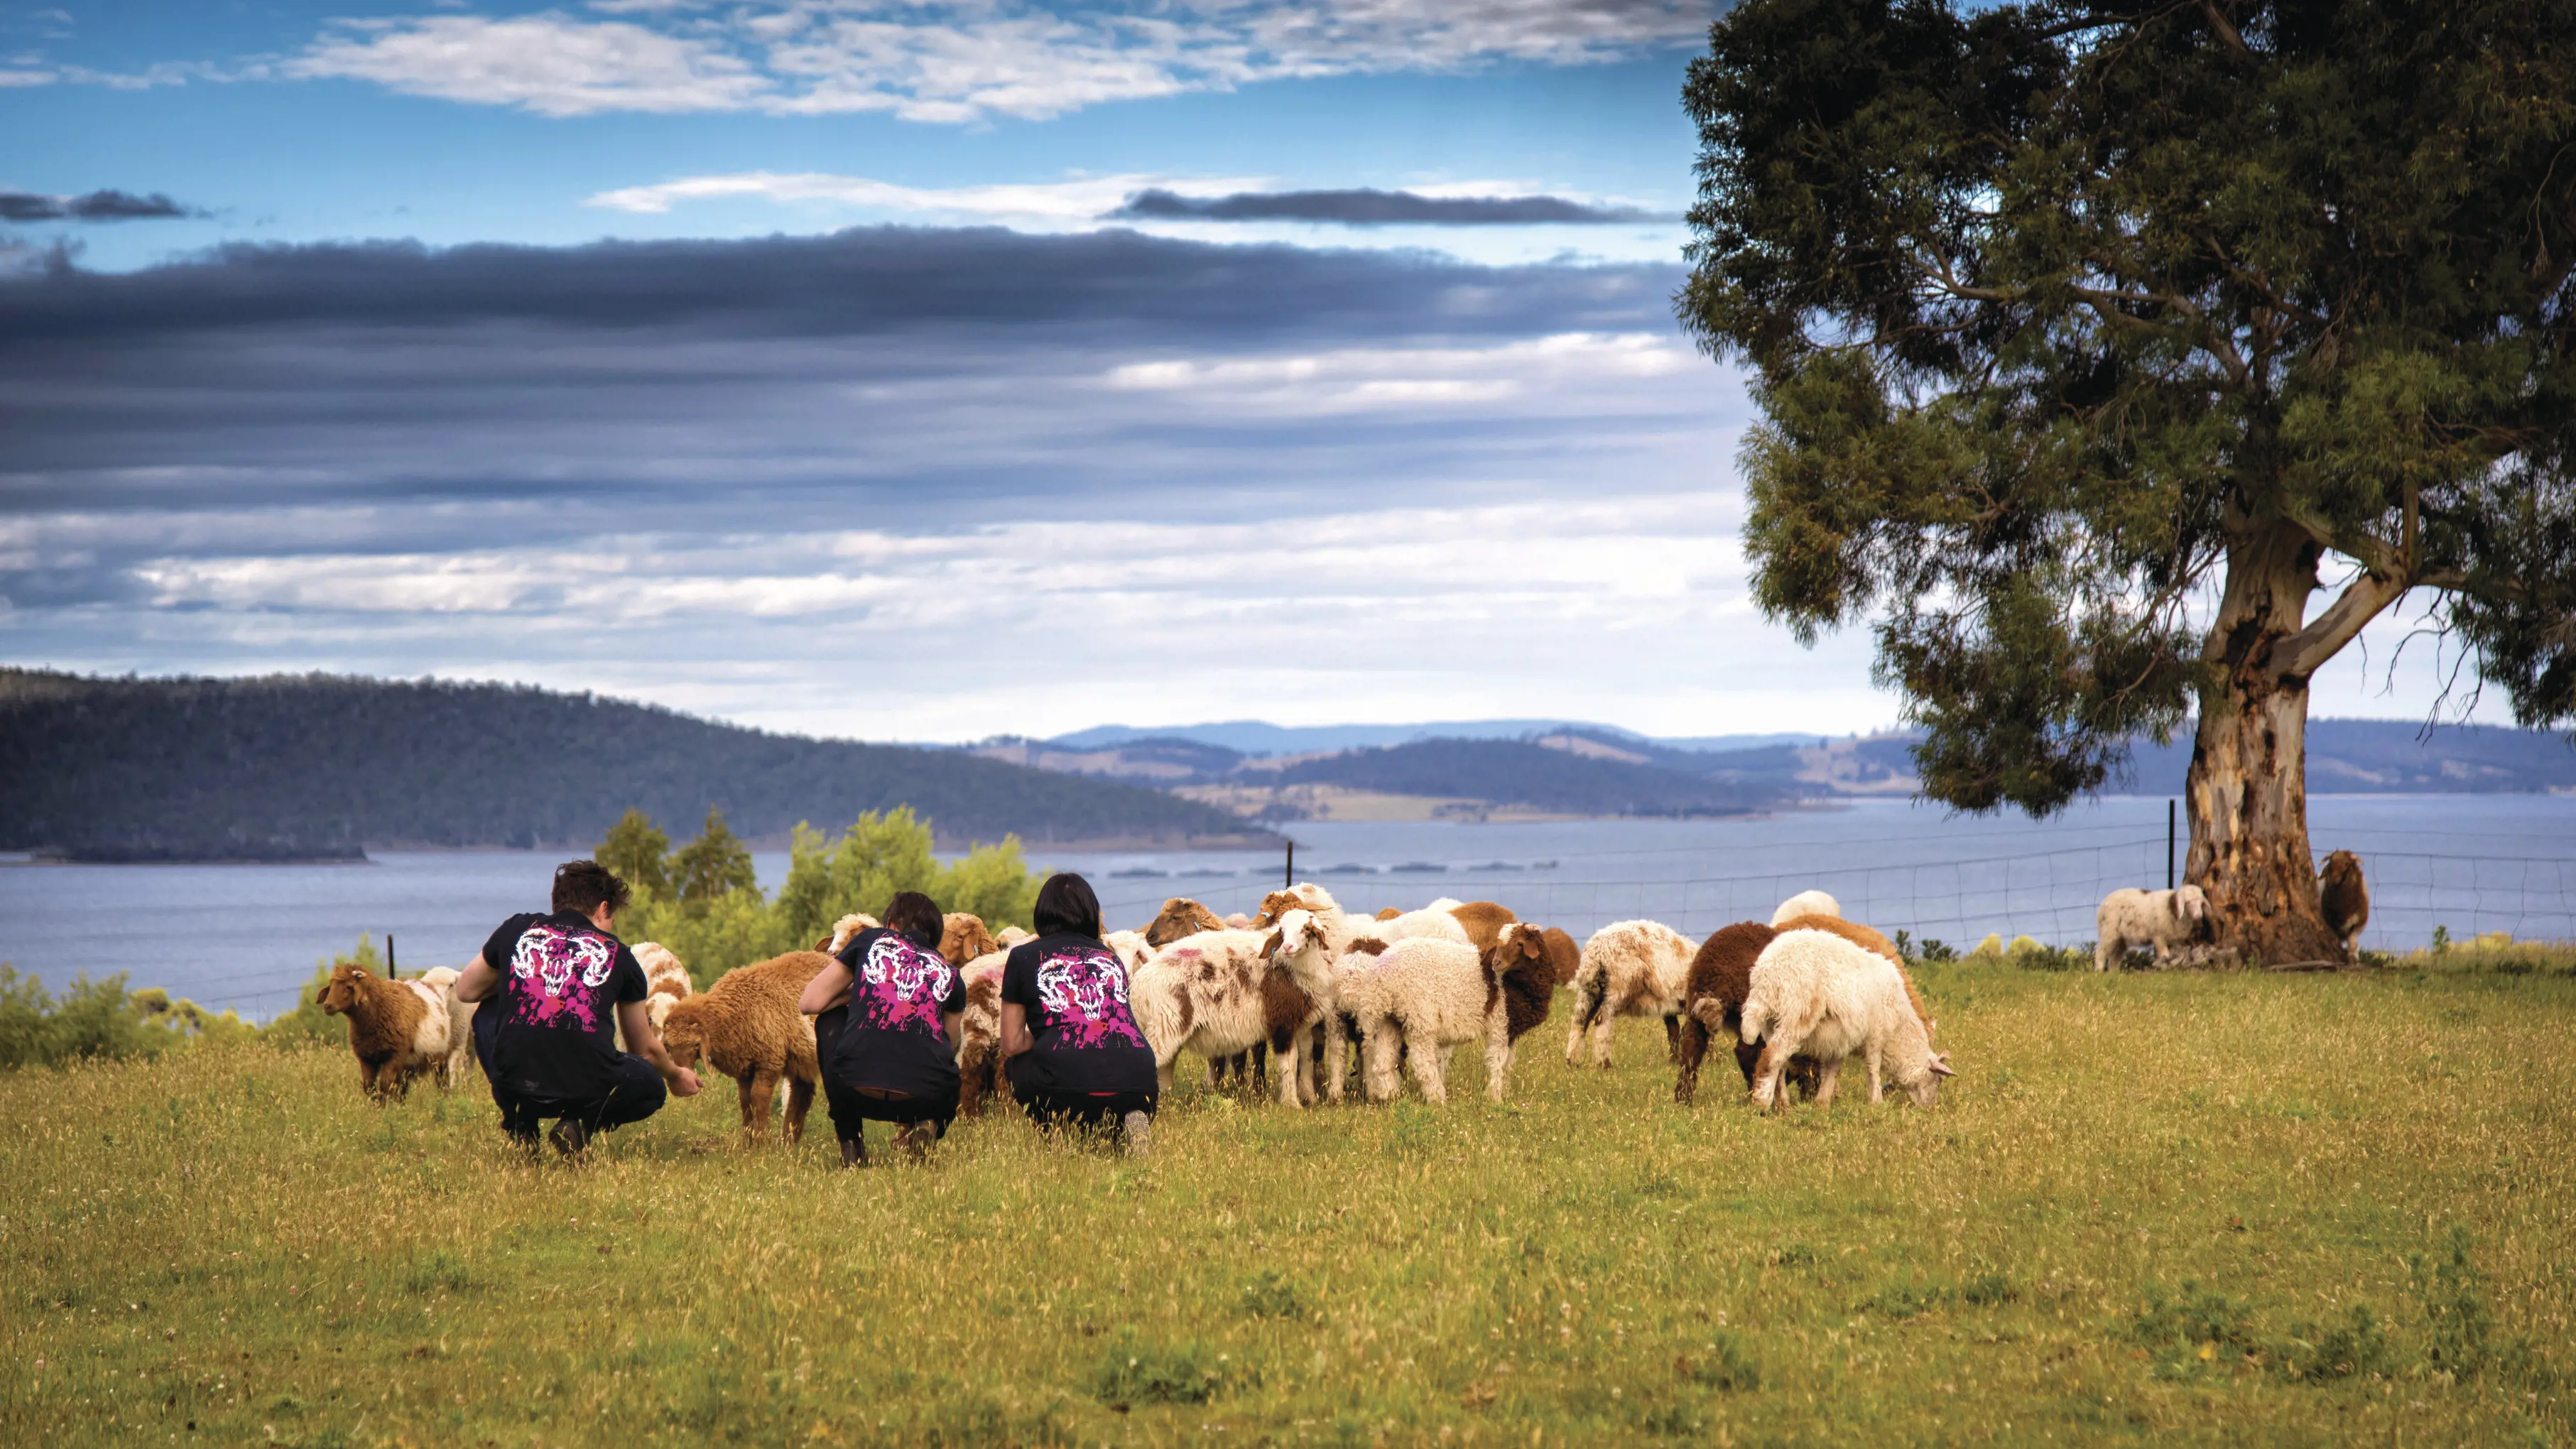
387, 933, 397, 979
2166, 800, 2176, 891
1285, 840, 1295, 889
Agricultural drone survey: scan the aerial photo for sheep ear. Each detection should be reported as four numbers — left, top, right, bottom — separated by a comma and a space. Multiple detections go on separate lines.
1930, 1053, 1957, 1077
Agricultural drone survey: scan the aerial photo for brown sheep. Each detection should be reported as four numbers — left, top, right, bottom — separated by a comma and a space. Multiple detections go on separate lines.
317, 963, 460, 1102
1671, 922, 1816, 1105
1490, 923, 1567, 1043
2320, 851, 2369, 963
656, 950, 831, 1144
1771, 913, 1936, 1043
954, 950, 1011, 1117
1146, 897, 1225, 946
1448, 900, 1519, 952
940, 913, 1000, 967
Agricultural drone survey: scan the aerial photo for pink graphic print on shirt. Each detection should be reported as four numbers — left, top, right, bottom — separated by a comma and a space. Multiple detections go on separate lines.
508, 924, 619, 1031
1033, 947, 1146, 1050
852, 935, 954, 1038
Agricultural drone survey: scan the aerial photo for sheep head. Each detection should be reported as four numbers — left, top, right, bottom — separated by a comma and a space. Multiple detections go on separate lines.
656, 998, 708, 1069
2175, 884, 2210, 928
825, 913, 880, 955
1146, 897, 1224, 948
941, 913, 999, 966
1487, 924, 1563, 1042
317, 964, 369, 1015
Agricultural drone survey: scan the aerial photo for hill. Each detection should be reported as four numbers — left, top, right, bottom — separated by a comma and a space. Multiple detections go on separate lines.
1263, 737, 1790, 817
0, 669, 1268, 862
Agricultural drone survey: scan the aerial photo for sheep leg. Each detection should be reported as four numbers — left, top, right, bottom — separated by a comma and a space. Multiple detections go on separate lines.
957, 1050, 987, 1118
356, 1054, 382, 1101
1403, 1026, 1447, 1106
739, 1069, 781, 1141
1864, 1045, 1885, 1105
1663, 1014, 1683, 1063
1674, 1016, 1710, 1105
1273, 1028, 1305, 1109
1750, 1033, 1805, 1112
1327, 1015, 1352, 1104
1812, 1055, 1842, 1109
1589, 1009, 1619, 1070
2093, 933, 2117, 972
1251, 1042, 1269, 1089
1562, 977, 1594, 1066
783, 1075, 815, 1146
1482, 1012, 1513, 1104
1361, 1021, 1403, 1104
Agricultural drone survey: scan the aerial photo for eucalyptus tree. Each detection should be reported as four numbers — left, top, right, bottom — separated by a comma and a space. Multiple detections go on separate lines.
1681, 0, 2576, 961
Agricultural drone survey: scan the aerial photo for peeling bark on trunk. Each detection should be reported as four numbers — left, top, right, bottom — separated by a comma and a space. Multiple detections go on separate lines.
2183, 522, 2349, 967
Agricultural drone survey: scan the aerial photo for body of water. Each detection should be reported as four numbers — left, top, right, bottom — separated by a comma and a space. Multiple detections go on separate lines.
6, 793, 2570, 1019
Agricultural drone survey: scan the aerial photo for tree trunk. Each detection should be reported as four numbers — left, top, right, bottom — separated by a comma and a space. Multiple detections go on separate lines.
2182, 522, 2348, 967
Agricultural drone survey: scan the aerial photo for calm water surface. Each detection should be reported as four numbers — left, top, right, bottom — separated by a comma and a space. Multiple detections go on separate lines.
5, 793, 2568, 1019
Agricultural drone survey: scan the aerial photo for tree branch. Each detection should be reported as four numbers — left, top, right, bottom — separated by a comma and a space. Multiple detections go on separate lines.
2266, 568, 2409, 679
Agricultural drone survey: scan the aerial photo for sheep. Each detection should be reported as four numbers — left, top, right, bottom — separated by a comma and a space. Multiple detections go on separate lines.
2093, 885, 2211, 970
996, 926, 1033, 950
1330, 928, 1558, 1106
1103, 929, 1155, 972
1770, 913, 1938, 1047
1376, 906, 1472, 947
1673, 922, 1782, 1105
1769, 890, 1842, 926
2320, 852, 2369, 962
1447, 901, 1519, 951
1130, 928, 1309, 1104
415, 966, 478, 1088
823, 913, 881, 954
655, 950, 830, 1144
1254, 883, 1340, 924
631, 941, 693, 1038
953, 948, 1011, 1117
316, 963, 459, 1101
1563, 919, 1697, 1068
1224, 913, 1256, 929
940, 913, 1000, 968
1739, 929, 1953, 1110
1146, 897, 1225, 947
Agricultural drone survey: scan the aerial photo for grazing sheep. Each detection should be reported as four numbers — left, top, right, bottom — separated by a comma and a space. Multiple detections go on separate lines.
1739, 929, 1952, 1110
1770, 913, 1938, 1048
1130, 929, 1308, 1104
317, 963, 459, 1101
2093, 885, 2211, 970
1332, 930, 1555, 1106
1447, 901, 1519, 951
1563, 919, 1697, 1068
1673, 922, 1783, 1105
1146, 897, 1225, 947
656, 950, 831, 1144
2320, 852, 2369, 962
941, 913, 1000, 969
1769, 890, 1842, 926
953, 949, 1011, 1117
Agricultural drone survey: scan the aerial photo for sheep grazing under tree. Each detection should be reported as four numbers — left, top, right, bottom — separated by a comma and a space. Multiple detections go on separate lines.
656, 950, 831, 1144
1740, 929, 1953, 1111
1770, 889, 1841, 926
1563, 918, 1697, 1068
2093, 885, 2212, 971
316, 962, 466, 1101
2320, 852, 2370, 964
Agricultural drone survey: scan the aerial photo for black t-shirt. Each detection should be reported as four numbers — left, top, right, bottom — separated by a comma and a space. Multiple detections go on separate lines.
1000, 932, 1157, 1096
824, 926, 965, 1101
480, 910, 647, 1102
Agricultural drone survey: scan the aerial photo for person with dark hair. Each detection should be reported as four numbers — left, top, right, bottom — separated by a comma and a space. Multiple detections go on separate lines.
1001, 872, 1157, 1154
455, 859, 701, 1157
798, 890, 964, 1166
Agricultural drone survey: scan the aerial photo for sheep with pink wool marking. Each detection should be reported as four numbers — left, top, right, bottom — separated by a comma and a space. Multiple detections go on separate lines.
2094, 885, 2210, 970
1129, 928, 1312, 1104
1563, 918, 1697, 1068
1739, 928, 1952, 1111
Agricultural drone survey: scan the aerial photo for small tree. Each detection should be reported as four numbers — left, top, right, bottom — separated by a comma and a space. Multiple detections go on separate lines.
670, 807, 756, 904
595, 808, 673, 899
1680, 0, 2576, 962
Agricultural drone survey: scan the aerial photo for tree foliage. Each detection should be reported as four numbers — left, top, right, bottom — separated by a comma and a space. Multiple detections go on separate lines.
1680, 0, 2576, 814
595, 808, 673, 898
669, 808, 756, 903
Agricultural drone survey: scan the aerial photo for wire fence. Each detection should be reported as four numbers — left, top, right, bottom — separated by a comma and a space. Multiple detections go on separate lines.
11, 821, 2572, 1020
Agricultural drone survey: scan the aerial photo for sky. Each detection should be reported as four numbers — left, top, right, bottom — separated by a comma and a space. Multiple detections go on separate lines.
0, 0, 2507, 744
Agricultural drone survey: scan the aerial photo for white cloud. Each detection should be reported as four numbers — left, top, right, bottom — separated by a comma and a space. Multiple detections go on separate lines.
281, 1, 1717, 122
1103, 332, 1693, 413
584, 170, 1263, 220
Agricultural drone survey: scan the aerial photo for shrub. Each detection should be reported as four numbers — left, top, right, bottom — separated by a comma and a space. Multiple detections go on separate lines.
1089, 1335, 1239, 1408
0, 966, 192, 1070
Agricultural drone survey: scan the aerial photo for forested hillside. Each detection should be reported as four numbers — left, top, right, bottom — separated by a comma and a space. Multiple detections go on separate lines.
1268, 737, 1790, 816
0, 670, 1266, 861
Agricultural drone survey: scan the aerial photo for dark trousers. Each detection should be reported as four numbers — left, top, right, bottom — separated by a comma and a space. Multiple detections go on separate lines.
822, 1078, 959, 1141
1017, 1087, 1156, 1133
477, 1006, 665, 1137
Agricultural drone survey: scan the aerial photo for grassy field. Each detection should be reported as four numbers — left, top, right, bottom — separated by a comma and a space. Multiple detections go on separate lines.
5, 956, 2573, 1448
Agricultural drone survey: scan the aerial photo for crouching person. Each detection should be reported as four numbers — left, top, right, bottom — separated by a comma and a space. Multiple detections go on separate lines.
799, 890, 964, 1167
1001, 873, 1158, 1155
457, 859, 701, 1158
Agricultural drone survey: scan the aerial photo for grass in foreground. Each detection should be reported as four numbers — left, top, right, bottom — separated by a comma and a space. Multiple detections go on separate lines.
4, 959, 2572, 1448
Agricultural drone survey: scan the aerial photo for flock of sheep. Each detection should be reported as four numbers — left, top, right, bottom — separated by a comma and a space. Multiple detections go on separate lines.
313, 857, 2371, 1134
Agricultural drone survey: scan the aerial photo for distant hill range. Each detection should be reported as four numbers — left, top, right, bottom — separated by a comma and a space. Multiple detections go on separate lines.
0, 669, 1267, 863
969, 717, 2576, 823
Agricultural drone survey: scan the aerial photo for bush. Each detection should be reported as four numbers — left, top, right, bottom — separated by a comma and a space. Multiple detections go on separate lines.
1089, 1335, 1240, 1407
0, 965, 193, 1070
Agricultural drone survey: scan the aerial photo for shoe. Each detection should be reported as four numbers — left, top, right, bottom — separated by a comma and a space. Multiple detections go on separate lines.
548, 1118, 590, 1159
1121, 1110, 1151, 1158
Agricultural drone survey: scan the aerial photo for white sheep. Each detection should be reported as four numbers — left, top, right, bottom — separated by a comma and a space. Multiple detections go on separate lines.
1563, 918, 1697, 1068
1103, 928, 1155, 972
415, 966, 477, 1088
2093, 885, 2210, 970
633, 941, 692, 1036
1769, 890, 1842, 926
1331, 935, 1518, 1106
1739, 929, 1952, 1110
1130, 928, 1306, 1104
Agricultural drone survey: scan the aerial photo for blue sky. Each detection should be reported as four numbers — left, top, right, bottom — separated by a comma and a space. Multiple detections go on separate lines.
0, 0, 2499, 744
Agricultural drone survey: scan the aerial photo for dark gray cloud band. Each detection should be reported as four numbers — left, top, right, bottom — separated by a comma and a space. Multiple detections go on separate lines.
0, 190, 198, 222
1105, 188, 1673, 225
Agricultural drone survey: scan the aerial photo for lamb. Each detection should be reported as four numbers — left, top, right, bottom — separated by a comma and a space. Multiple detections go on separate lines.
316, 963, 461, 1101
1447, 901, 1519, 951
655, 950, 830, 1143
1769, 890, 1842, 926
940, 913, 1000, 968
1769, 913, 1937, 1046
2093, 885, 2211, 970
1739, 928, 1953, 1110
2320, 851, 2369, 962
1330, 927, 1558, 1105
1129, 928, 1309, 1105
1673, 922, 1783, 1105
1563, 919, 1697, 1068
953, 948, 1011, 1117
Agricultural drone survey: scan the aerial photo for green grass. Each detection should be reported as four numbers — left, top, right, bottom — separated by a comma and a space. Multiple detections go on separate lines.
5, 960, 2573, 1447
